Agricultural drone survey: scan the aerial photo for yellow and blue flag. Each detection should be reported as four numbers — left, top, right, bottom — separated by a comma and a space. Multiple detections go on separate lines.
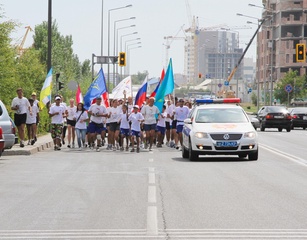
39, 68, 52, 110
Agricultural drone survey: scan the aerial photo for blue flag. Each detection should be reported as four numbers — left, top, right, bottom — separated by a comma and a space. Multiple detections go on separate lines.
154, 58, 174, 112
84, 68, 108, 109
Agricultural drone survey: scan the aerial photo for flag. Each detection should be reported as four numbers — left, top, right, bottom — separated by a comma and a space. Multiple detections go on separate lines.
75, 84, 83, 104
39, 68, 52, 110
83, 68, 109, 109
112, 76, 132, 99
134, 76, 148, 109
150, 68, 165, 98
154, 58, 174, 112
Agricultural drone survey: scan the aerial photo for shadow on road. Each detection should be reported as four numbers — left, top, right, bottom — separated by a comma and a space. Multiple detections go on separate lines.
172, 157, 253, 163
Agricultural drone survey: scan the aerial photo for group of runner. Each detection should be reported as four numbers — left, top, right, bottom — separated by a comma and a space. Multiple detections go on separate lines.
48, 93, 192, 152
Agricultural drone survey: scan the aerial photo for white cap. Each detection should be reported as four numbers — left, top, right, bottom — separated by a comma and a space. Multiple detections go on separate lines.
55, 96, 61, 100
133, 105, 139, 109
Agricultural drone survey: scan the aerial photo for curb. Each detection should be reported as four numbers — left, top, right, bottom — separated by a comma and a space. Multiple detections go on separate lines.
2, 141, 54, 156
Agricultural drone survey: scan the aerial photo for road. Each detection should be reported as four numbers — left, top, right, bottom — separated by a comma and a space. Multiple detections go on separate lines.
0, 129, 306, 239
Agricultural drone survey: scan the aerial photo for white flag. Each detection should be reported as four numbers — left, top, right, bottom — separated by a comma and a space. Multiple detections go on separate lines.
112, 76, 132, 99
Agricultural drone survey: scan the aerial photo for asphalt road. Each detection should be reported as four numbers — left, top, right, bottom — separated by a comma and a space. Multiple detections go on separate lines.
0, 129, 306, 239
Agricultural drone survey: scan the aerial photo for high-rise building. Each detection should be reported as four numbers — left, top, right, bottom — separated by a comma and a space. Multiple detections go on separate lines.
257, 0, 307, 104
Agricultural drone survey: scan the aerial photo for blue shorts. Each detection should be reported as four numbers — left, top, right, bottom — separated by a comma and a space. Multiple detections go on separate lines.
120, 128, 130, 137
156, 126, 166, 135
144, 123, 156, 131
131, 130, 141, 137
88, 122, 106, 134
176, 124, 184, 133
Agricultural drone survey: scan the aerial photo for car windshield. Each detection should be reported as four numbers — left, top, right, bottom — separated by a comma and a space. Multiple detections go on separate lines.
291, 108, 307, 114
195, 108, 249, 123
267, 106, 288, 113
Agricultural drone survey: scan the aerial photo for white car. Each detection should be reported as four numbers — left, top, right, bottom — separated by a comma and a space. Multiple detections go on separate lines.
182, 99, 258, 161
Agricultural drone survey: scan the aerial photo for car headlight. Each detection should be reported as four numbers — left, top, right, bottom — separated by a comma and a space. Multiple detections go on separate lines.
244, 132, 256, 138
194, 132, 209, 139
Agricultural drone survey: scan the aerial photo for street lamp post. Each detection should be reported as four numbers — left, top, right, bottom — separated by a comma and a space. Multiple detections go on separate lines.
127, 45, 142, 76
113, 17, 135, 87
107, 4, 132, 90
125, 42, 141, 76
125, 38, 141, 52
119, 32, 138, 79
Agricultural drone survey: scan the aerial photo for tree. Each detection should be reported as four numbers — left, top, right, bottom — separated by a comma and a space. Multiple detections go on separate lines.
274, 70, 306, 104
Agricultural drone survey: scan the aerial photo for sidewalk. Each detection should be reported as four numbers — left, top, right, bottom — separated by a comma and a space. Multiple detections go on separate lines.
2, 134, 54, 156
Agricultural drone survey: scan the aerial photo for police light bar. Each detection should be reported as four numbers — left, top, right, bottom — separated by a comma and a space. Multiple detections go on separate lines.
195, 98, 241, 104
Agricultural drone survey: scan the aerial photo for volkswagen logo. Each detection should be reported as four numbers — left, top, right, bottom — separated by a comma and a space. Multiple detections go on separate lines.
223, 134, 230, 140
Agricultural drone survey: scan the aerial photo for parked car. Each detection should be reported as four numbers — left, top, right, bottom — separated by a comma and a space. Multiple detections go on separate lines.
0, 100, 17, 149
256, 106, 292, 132
290, 98, 307, 107
290, 107, 307, 129
0, 127, 4, 157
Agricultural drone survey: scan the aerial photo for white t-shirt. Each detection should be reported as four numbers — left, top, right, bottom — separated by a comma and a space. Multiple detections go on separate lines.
106, 107, 112, 124
141, 105, 160, 125
157, 112, 167, 128
119, 112, 130, 129
129, 112, 144, 131
74, 110, 88, 129
67, 105, 77, 120
49, 104, 65, 124
166, 104, 175, 123
11, 97, 30, 114
89, 104, 107, 124
174, 106, 190, 125
109, 106, 122, 123
26, 104, 38, 124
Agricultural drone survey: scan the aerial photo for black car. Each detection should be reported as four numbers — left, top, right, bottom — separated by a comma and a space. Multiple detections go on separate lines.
257, 106, 292, 132
290, 107, 307, 129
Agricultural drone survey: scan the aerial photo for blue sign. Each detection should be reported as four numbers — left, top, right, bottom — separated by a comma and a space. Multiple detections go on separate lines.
248, 88, 252, 94
284, 84, 293, 93
224, 81, 229, 86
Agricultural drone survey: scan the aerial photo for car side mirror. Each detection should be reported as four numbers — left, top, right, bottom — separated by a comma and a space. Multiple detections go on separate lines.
184, 118, 192, 124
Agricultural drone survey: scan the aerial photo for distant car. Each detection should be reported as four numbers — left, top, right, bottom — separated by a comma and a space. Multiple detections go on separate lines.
0, 100, 17, 149
182, 98, 258, 161
0, 127, 4, 157
256, 106, 292, 132
290, 107, 307, 129
290, 98, 307, 107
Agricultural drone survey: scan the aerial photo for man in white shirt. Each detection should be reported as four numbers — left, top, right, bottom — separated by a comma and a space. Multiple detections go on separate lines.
88, 96, 108, 152
141, 97, 160, 151
49, 96, 65, 150
11, 88, 32, 147
173, 99, 189, 150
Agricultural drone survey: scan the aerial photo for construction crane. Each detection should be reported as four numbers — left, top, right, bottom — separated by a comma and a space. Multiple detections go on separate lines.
17, 26, 33, 55
185, 0, 199, 84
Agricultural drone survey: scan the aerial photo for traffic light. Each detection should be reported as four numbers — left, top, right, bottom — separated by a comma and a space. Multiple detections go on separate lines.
58, 81, 64, 90
119, 52, 126, 66
296, 43, 306, 62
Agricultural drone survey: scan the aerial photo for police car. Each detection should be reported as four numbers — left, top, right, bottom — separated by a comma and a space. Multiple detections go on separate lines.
182, 98, 258, 161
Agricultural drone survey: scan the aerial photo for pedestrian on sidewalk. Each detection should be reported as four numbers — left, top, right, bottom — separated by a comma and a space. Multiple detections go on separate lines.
26, 98, 39, 145
11, 88, 32, 147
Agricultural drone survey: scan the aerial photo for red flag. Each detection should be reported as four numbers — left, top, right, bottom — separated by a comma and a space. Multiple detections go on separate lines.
150, 68, 165, 98
134, 76, 148, 109
75, 84, 83, 104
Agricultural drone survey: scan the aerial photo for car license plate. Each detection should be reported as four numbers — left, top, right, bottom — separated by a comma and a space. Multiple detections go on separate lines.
303, 116, 307, 120
274, 116, 284, 119
216, 141, 237, 147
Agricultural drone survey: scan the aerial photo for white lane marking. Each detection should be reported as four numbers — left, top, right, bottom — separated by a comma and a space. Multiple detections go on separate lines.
146, 206, 158, 235
148, 186, 156, 203
148, 158, 154, 162
260, 144, 307, 167
148, 167, 155, 172
148, 173, 155, 184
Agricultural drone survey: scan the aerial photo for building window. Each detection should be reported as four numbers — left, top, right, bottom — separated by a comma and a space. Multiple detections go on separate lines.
286, 41, 289, 49
286, 54, 289, 63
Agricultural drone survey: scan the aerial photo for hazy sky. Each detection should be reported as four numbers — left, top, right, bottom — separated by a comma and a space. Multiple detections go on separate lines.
1, 0, 262, 78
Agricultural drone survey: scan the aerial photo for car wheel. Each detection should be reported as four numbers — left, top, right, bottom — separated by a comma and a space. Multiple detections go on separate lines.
188, 140, 198, 161
238, 153, 247, 159
182, 145, 189, 158
286, 126, 291, 132
278, 127, 282, 132
303, 127, 306, 130
260, 122, 265, 131
248, 149, 258, 161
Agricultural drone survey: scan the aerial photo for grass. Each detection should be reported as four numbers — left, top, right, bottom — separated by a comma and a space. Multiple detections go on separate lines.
240, 102, 258, 114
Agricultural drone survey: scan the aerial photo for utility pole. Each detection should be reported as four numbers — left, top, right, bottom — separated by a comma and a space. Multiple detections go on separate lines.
47, 0, 52, 73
